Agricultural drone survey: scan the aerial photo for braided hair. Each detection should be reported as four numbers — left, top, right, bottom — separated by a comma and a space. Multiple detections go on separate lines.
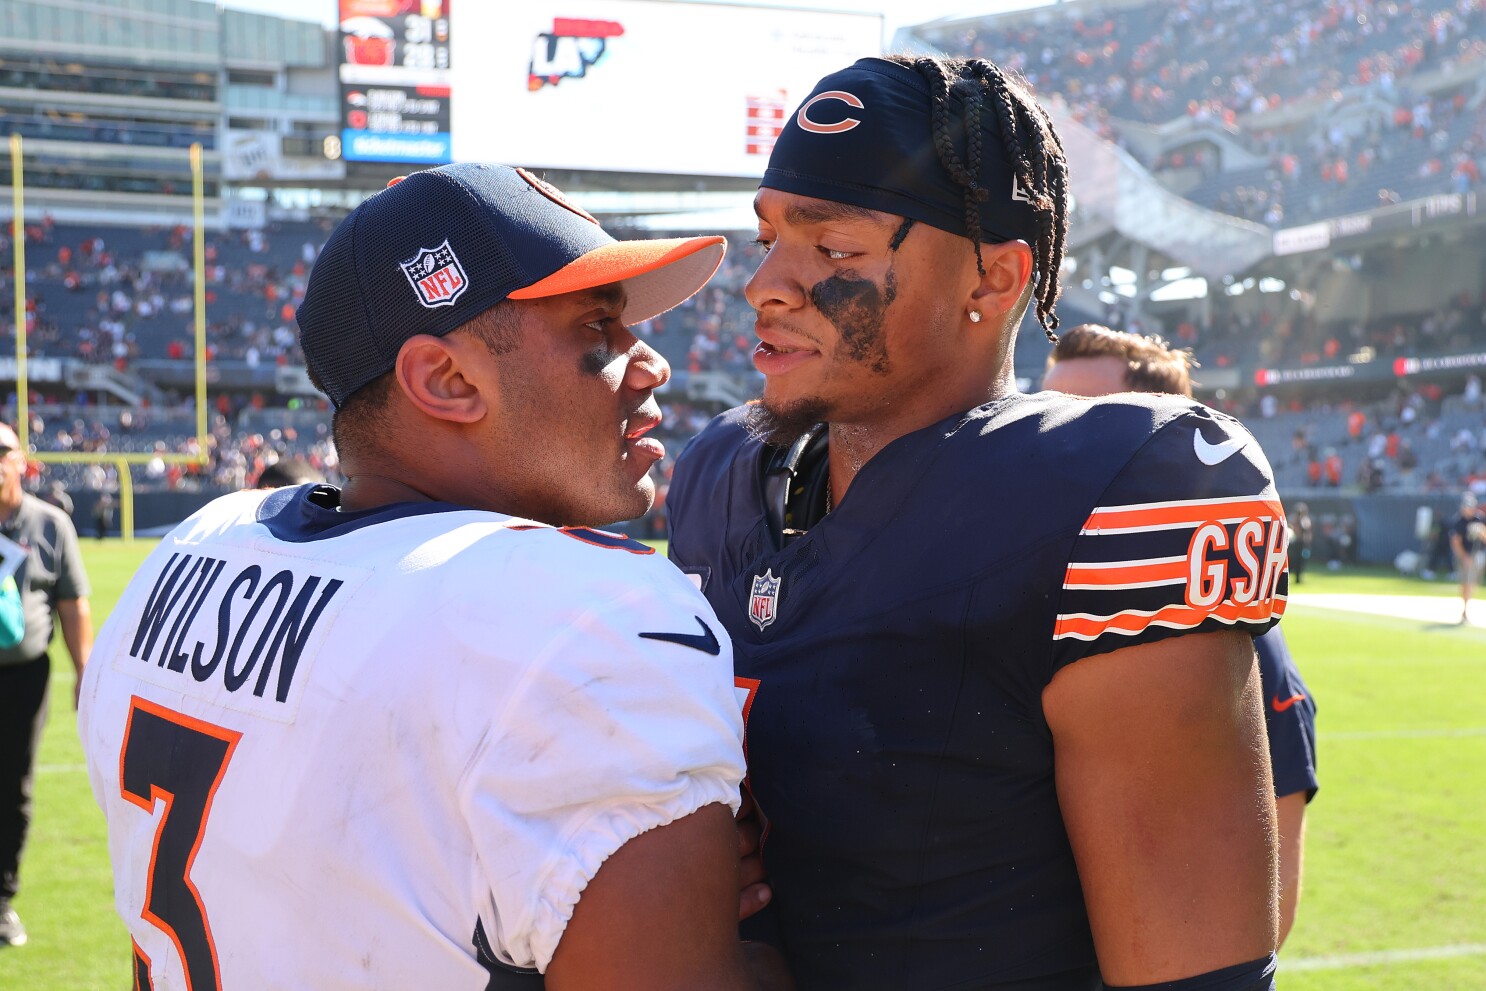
885, 55, 1069, 342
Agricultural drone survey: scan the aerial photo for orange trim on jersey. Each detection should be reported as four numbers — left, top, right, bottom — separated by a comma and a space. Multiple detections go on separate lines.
557, 527, 655, 554
1082, 497, 1285, 532
1054, 596, 1285, 640
132, 938, 155, 991
734, 676, 760, 734
120, 696, 242, 991
1063, 559, 1189, 587
507, 524, 656, 554
732, 676, 769, 848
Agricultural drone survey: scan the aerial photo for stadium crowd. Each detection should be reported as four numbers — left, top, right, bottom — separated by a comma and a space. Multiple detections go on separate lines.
927, 0, 1486, 227
0, 216, 323, 366
1188, 290, 1486, 370
1189, 92, 1486, 227
12, 402, 335, 497
2, 219, 766, 380
4, 210, 1485, 512
929, 0, 1484, 126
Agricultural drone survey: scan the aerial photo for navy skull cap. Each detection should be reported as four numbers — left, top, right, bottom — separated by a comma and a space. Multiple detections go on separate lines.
297, 163, 725, 407
762, 57, 1043, 245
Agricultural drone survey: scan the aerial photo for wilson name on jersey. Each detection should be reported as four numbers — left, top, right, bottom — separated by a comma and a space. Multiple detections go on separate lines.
80, 485, 745, 991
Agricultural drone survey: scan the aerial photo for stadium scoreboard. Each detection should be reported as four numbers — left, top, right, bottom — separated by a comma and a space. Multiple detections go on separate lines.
339, 0, 454, 164
338, 1, 883, 176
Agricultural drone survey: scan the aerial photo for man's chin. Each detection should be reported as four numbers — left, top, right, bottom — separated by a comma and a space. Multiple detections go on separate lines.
589, 481, 656, 529
746, 397, 828, 447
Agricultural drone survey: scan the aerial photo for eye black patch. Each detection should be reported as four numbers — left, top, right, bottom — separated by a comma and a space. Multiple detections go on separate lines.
578, 346, 612, 377
809, 267, 897, 374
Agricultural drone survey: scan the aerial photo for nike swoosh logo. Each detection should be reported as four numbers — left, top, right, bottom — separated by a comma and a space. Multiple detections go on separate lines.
1272, 693, 1307, 712
639, 616, 721, 656
1193, 428, 1246, 466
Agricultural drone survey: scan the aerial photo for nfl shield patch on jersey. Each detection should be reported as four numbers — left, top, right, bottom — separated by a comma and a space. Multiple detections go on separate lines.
749, 569, 781, 630
401, 239, 468, 308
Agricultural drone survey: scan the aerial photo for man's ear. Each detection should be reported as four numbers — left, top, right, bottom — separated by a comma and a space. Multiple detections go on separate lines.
394, 334, 487, 424
971, 240, 1035, 314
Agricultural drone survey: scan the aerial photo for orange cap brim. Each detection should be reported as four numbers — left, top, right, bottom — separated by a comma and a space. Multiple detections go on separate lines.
506, 236, 727, 325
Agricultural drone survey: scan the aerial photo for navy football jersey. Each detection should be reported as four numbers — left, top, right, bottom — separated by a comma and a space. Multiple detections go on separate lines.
667, 391, 1288, 991
1256, 627, 1318, 801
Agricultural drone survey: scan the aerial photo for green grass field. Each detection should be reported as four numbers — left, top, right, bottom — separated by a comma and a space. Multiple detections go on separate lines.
3, 541, 1484, 989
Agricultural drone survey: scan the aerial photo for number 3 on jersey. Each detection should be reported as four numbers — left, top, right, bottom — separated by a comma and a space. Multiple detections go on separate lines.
120, 696, 241, 991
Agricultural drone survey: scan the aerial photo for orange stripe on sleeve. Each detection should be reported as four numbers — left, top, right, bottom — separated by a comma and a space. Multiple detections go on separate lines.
1082, 497, 1285, 533
1053, 596, 1285, 641
1063, 558, 1189, 587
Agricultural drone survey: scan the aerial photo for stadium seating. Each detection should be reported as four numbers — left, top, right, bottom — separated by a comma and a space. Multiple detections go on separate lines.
930, 0, 1483, 126
927, 0, 1486, 227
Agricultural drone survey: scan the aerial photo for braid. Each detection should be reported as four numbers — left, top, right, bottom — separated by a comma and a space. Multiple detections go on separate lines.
961, 83, 988, 277
1028, 101, 1070, 339
892, 54, 1069, 343
914, 57, 990, 276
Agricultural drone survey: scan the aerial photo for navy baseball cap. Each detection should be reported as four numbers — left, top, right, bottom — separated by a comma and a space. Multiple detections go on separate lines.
763, 57, 1042, 245
297, 163, 726, 407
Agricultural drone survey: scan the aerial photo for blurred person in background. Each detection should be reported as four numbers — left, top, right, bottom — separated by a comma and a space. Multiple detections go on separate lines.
38, 480, 73, 518
0, 421, 92, 948
1449, 492, 1485, 623
252, 457, 326, 489
92, 490, 115, 540
1290, 502, 1314, 585
1043, 323, 1319, 946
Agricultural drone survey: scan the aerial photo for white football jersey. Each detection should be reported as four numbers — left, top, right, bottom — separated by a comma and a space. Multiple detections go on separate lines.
79, 486, 746, 990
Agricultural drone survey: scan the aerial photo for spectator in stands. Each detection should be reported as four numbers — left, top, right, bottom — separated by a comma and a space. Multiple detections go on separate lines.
1324, 448, 1344, 487
1397, 438, 1420, 485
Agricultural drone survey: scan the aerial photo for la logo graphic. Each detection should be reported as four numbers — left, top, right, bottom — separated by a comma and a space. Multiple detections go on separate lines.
749, 569, 782, 630
401, 239, 468, 309
529, 18, 624, 90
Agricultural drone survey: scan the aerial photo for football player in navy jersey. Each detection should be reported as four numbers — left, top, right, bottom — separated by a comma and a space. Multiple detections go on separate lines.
1042, 323, 1319, 947
668, 56, 1287, 990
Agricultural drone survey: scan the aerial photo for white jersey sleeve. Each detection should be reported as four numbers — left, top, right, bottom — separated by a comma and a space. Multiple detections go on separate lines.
444, 535, 745, 972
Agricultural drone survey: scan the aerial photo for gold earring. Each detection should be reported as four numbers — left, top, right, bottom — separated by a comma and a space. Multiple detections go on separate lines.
968, 310, 982, 323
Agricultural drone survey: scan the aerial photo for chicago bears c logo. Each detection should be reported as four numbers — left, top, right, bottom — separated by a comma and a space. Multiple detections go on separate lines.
797, 91, 864, 134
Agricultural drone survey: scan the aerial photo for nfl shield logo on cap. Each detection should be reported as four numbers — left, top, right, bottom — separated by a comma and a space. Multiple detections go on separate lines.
749, 569, 782, 630
401, 239, 469, 309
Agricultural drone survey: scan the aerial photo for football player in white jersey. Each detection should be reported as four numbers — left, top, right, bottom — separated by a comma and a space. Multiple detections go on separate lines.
79, 164, 790, 990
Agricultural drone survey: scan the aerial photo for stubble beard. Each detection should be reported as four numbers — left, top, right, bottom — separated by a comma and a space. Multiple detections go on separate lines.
745, 396, 830, 448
